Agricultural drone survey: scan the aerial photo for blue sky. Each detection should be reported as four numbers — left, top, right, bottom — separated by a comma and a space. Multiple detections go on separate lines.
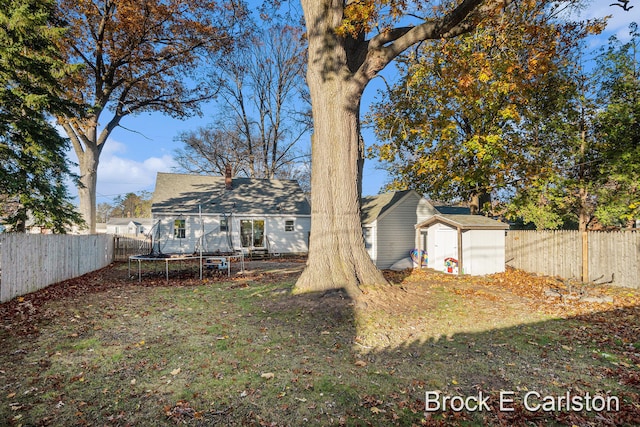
65, 1, 638, 206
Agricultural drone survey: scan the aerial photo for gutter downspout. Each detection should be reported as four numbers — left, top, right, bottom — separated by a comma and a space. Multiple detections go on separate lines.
457, 226, 463, 275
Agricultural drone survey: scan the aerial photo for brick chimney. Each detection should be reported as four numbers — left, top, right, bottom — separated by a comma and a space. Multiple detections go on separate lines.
225, 164, 232, 190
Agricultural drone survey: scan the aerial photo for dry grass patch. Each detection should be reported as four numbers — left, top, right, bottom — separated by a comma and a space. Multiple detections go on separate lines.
0, 263, 639, 426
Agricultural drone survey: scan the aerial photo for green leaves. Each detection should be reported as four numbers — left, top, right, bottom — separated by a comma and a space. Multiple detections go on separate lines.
367, 2, 638, 229
590, 24, 640, 227
0, 0, 83, 232
368, 1, 592, 209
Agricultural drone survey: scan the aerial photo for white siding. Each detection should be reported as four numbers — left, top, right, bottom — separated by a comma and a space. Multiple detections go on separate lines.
416, 198, 439, 222
426, 223, 505, 276
152, 214, 310, 255
265, 217, 310, 254
363, 224, 376, 264
464, 229, 505, 275
153, 215, 222, 254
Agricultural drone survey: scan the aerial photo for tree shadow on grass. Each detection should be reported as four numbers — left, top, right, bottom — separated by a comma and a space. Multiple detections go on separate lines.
1, 265, 639, 426
243, 288, 640, 427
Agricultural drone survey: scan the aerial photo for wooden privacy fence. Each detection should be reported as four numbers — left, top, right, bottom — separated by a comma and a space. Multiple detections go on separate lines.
506, 230, 640, 288
0, 234, 114, 303
112, 235, 152, 261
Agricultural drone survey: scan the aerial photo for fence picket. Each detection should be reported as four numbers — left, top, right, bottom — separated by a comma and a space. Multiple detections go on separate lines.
0, 234, 115, 302
112, 235, 152, 261
506, 230, 639, 288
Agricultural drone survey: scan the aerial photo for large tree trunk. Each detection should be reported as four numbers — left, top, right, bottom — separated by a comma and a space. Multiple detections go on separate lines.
469, 190, 492, 215
294, 1, 388, 298
294, 95, 388, 297
77, 149, 99, 234
61, 118, 104, 235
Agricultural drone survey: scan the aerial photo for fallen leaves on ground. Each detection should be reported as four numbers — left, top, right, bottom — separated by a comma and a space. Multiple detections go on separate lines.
481, 267, 640, 317
2, 261, 640, 426
164, 400, 202, 423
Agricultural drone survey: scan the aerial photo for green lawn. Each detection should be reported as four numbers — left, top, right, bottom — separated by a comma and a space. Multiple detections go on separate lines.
1, 261, 639, 426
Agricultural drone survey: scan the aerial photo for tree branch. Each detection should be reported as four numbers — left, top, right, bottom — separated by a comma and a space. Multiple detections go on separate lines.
359, 0, 513, 80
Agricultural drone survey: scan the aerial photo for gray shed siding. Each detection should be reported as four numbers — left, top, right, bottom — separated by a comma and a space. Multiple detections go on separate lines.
375, 194, 437, 269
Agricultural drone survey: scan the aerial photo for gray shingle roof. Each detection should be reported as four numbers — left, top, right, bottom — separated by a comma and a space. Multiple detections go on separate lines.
361, 190, 438, 224
416, 214, 509, 230
432, 205, 471, 215
361, 190, 410, 224
151, 173, 311, 216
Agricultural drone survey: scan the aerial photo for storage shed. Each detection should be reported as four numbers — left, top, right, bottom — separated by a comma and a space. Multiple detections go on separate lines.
361, 190, 439, 269
415, 214, 509, 276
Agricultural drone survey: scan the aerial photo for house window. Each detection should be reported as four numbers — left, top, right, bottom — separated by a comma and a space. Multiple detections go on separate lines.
363, 227, 373, 250
285, 220, 294, 232
174, 219, 186, 239
240, 219, 265, 248
220, 218, 228, 232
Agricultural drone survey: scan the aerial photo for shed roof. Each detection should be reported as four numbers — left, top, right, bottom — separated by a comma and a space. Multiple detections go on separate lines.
416, 214, 509, 230
151, 172, 311, 216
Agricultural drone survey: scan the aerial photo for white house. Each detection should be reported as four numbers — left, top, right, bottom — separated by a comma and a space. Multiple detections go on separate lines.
415, 214, 509, 276
106, 218, 154, 235
150, 171, 311, 256
361, 190, 439, 269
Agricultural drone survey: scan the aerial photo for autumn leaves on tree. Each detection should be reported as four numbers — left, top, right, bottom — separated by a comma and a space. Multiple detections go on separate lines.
367, 2, 638, 231
54, 0, 249, 233
4, 0, 636, 296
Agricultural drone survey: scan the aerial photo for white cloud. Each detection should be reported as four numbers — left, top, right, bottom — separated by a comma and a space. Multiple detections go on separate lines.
96, 152, 176, 201
578, 2, 637, 41
65, 138, 177, 203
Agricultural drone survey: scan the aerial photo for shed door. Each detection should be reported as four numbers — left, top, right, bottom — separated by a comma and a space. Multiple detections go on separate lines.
435, 229, 457, 271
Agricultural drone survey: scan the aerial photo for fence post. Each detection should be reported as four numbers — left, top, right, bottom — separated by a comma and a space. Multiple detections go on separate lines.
582, 231, 589, 282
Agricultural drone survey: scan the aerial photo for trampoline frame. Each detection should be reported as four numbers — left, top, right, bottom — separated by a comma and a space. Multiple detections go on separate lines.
128, 252, 245, 282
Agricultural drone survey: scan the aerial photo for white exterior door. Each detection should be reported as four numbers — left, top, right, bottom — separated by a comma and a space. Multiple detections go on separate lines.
435, 228, 457, 272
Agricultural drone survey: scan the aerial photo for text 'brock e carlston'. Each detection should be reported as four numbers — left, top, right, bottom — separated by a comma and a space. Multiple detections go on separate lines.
425, 391, 620, 413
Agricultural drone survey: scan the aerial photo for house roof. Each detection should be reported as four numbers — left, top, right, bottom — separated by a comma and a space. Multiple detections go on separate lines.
151, 172, 311, 216
106, 217, 153, 226
361, 190, 414, 224
416, 214, 509, 230
432, 205, 471, 215
361, 190, 440, 224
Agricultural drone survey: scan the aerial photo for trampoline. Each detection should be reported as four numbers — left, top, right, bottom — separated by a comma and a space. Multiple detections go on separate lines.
128, 254, 198, 282
128, 252, 245, 282
128, 209, 245, 282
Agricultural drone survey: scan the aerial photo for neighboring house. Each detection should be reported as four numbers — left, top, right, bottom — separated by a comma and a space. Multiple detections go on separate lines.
361, 190, 439, 269
106, 218, 154, 235
415, 214, 509, 276
150, 171, 311, 255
